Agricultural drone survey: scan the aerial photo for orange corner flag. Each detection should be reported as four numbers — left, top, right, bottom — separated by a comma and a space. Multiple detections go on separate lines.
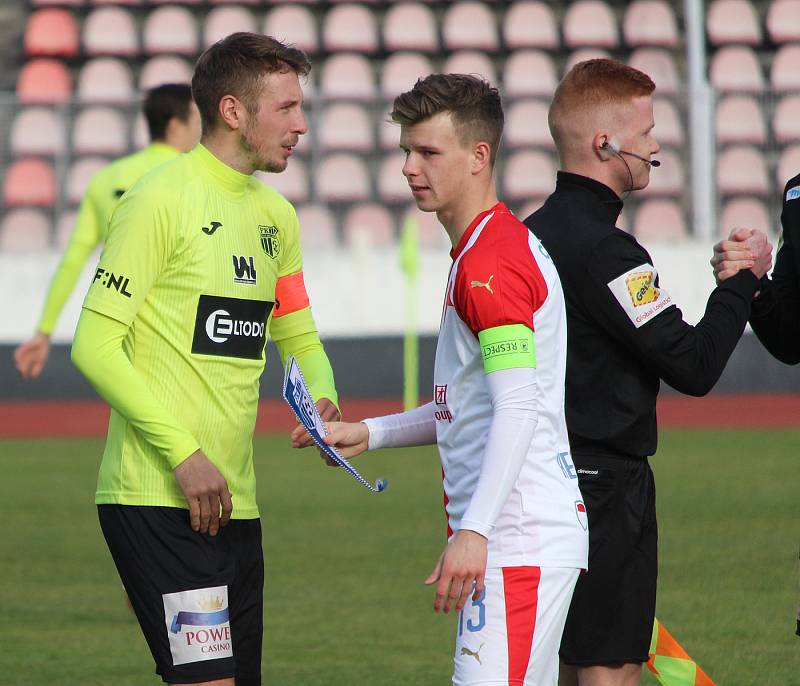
646, 619, 716, 686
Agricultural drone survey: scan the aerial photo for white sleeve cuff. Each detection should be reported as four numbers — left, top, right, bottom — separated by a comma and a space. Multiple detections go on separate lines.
363, 402, 437, 450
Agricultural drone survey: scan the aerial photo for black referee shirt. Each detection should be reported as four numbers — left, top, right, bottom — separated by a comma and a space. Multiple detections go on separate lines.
525, 171, 760, 459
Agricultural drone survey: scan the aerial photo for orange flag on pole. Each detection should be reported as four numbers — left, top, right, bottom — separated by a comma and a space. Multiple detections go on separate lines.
645, 619, 716, 686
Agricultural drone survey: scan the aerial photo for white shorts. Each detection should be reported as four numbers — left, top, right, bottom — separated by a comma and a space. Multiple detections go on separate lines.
453, 566, 580, 686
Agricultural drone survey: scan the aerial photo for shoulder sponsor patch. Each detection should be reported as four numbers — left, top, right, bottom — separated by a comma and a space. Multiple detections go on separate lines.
786, 185, 800, 202
606, 263, 673, 328
163, 585, 232, 666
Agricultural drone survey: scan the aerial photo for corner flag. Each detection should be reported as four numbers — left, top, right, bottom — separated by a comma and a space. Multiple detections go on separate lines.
646, 619, 716, 686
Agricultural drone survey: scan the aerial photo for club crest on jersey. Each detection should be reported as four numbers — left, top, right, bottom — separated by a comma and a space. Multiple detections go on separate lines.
575, 501, 588, 530
259, 225, 280, 259
162, 585, 232, 666
435, 384, 448, 405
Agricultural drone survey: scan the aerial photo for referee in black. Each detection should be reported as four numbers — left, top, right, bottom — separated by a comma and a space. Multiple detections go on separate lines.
525, 59, 773, 686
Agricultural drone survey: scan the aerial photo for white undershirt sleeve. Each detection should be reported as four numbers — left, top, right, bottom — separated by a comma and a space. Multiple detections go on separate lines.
459, 366, 538, 538
363, 401, 437, 450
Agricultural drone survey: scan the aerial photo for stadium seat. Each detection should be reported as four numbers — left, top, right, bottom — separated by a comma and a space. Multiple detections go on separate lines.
318, 104, 374, 152
442, 51, 497, 84
378, 152, 410, 204
709, 46, 764, 93
717, 146, 769, 195
139, 56, 193, 90
707, 0, 762, 45
766, 0, 800, 43
88, 0, 144, 5
715, 96, 766, 145
0, 209, 52, 252
639, 149, 683, 197
82, 6, 138, 56
77, 58, 134, 103
316, 155, 371, 202
623, 0, 679, 47
203, 6, 257, 48
72, 107, 129, 155
319, 54, 375, 100
503, 50, 557, 98
207, 0, 259, 4
10, 108, 66, 157
342, 203, 396, 248
16, 59, 72, 105
719, 197, 772, 238
501, 150, 557, 201
652, 98, 684, 147
323, 4, 379, 54
150, 0, 202, 5
32, 0, 83, 5
296, 205, 338, 250
502, 2, 559, 50
254, 160, 309, 204
628, 49, 680, 96
516, 199, 545, 223
66, 157, 109, 205
3, 159, 57, 208
55, 210, 78, 250
633, 200, 687, 241
142, 6, 199, 56
774, 95, 800, 143
777, 145, 800, 188
263, 5, 318, 55
381, 52, 434, 99
505, 100, 553, 149
403, 205, 450, 250
770, 44, 800, 93
379, 117, 401, 151
24, 9, 79, 57
563, 0, 619, 49
383, 3, 438, 52
564, 48, 611, 74
442, 2, 499, 52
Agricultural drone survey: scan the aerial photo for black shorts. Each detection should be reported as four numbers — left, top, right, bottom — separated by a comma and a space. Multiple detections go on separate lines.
560, 455, 657, 666
98, 505, 263, 685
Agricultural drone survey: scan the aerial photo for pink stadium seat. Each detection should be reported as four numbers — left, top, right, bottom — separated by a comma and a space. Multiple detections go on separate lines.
381, 52, 434, 99
503, 50, 557, 98
443, 51, 497, 84
16, 59, 72, 105
715, 96, 766, 145
143, 6, 199, 56
717, 146, 769, 195
652, 98, 684, 147
505, 100, 553, 149
296, 205, 338, 250
203, 6, 256, 48
82, 7, 138, 56
774, 95, 800, 143
628, 49, 680, 96
263, 6, 318, 55
77, 58, 134, 103
623, 0, 679, 47
771, 44, 800, 93
563, 0, 619, 49
710, 46, 764, 93
316, 155, 370, 202
343, 203, 396, 248
403, 205, 450, 250
564, 48, 611, 74
766, 0, 800, 43
72, 107, 128, 156
150, 0, 201, 5
502, 150, 557, 201
383, 3, 438, 52
323, 4, 379, 54
378, 152, 410, 204
502, 2, 559, 50
66, 157, 109, 205
777, 145, 800, 188
320, 54, 376, 100
0, 209, 52, 252
132, 113, 149, 149
208, 0, 259, 4
254, 160, 309, 204
139, 56, 193, 90
32, 0, 83, 5
3, 159, 57, 208
443, 2, 499, 52
10, 108, 66, 157
707, 0, 762, 45
318, 104, 374, 152
639, 149, 683, 197
719, 197, 772, 238
379, 117, 401, 151
56, 210, 78, 250
89, 0, 144, 5
633, 200, 687, 241
25, 9, 79, 57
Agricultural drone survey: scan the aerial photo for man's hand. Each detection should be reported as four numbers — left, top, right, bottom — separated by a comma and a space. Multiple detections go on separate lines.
425, 530, 488, 614
290, 398, 340, 448
748, 230, 773, 279
711, 228, 772, 282
174, 450, 233, 536
14, 332, 51, 379
322, 421, 370, 462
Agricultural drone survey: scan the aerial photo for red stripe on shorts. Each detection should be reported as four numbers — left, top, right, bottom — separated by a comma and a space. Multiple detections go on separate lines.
502, 566, 541, 685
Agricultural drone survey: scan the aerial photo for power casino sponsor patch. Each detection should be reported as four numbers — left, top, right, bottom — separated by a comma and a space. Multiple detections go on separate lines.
163, 585, 233, 666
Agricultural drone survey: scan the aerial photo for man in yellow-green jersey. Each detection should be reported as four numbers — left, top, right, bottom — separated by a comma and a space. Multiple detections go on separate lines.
71, 34, 338, 686
14, 83, 201, 379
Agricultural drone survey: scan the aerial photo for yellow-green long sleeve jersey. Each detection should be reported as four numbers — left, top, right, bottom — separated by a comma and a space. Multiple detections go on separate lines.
38, 143, 180, 334
72, 144, 337, 519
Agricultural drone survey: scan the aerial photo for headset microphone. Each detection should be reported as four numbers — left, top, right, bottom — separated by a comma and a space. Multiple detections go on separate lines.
603, 140, 660, 167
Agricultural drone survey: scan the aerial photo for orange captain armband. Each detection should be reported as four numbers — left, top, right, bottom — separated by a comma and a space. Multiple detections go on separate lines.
274, 271, 310, 318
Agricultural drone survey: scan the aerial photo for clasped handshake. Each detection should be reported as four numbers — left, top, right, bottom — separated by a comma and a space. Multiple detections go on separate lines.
711, 227, 774, 283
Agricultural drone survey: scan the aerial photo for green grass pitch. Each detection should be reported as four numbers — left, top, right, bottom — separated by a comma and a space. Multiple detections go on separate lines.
1, 430, 797, 685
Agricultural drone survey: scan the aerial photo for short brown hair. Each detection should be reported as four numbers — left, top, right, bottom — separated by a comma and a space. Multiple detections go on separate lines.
549, 59, 655, 148
192, 32, 311, 133
390, 73, 504, 164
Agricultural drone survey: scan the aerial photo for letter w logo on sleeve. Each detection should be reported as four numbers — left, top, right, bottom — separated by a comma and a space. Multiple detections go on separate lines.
606, 263, 673, 328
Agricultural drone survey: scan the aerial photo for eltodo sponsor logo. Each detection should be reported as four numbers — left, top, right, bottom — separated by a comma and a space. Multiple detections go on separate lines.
163, 586, 232, 665
192, 295, 273, 360
205, 309, 265, 343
